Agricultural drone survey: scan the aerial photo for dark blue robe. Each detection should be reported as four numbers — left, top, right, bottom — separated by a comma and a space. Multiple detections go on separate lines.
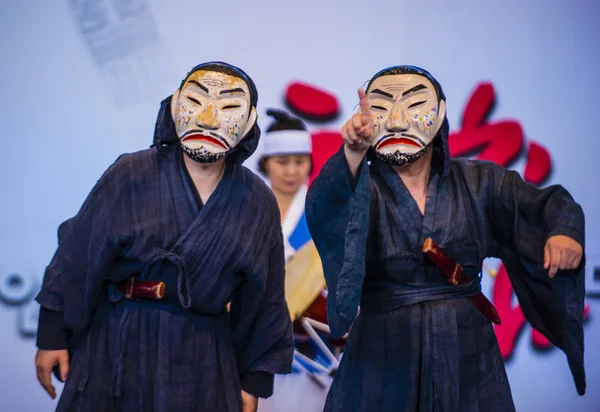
35, 97, 294, 411
305, 119, 586, 411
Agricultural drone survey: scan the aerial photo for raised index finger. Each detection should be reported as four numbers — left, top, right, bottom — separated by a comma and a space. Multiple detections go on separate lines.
358, 88, 371, 124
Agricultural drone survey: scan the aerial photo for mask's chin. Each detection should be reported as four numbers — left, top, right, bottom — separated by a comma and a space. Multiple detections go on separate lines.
181, 142, 231, 163
375, 144, 429, 167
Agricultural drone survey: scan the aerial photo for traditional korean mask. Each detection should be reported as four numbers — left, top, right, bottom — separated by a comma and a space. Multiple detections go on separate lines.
366, 68, 447, 166
171, 69, 258, 163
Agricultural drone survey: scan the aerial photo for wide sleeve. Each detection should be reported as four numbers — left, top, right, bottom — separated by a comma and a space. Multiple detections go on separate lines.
35, 156, 125, 347
229, 225, 294, 398
487, 164, 586, 395
490, 166, 585, 260
305, 146, 371, 339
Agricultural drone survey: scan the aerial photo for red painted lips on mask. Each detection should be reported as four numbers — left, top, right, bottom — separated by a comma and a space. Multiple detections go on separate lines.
182, 134, 228, 150
377, 137, 421, 150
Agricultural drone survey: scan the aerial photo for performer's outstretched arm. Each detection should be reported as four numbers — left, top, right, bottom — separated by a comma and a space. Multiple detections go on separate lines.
489, 165, 584, 272
485, 162, 586, 394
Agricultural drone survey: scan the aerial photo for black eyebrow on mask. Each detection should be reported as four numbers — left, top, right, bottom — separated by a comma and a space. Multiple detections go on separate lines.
187, 80, 209, 93
220, 88, 246, 95
369, 88, 394, 99
402, 84, 427, 96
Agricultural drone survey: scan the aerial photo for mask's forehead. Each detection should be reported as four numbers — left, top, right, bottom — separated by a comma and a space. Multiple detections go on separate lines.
367, 73, 438, 100
182, 70, 251, 97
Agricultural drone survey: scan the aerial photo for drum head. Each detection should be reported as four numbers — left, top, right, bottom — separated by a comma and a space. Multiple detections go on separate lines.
284, 240, 326, 321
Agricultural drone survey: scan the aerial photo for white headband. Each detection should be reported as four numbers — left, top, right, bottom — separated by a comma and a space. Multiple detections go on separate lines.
262, 129, 312, 157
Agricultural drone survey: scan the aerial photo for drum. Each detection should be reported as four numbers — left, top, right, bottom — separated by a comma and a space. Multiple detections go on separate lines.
284, 240, 347, 384
285, 239, 326, 322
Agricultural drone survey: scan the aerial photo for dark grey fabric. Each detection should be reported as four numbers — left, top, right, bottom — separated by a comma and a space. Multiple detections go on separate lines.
37, 307, 69, 351
306, 119, 586, 411
36, 144, 293, 411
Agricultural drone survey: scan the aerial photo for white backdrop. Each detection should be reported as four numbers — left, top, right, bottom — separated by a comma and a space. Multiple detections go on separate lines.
1, 1, 599, 411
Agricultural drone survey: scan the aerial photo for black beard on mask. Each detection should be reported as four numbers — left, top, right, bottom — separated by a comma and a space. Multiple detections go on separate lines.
181, 143, 230, 163
375, 145, 429, 167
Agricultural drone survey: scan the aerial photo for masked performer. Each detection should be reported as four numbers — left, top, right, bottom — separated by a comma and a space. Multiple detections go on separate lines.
306, 65, 585, 411
34, 61, 294, 412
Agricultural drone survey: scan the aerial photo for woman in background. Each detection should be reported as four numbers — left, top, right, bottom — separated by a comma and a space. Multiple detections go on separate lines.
259, 109, 313, 261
